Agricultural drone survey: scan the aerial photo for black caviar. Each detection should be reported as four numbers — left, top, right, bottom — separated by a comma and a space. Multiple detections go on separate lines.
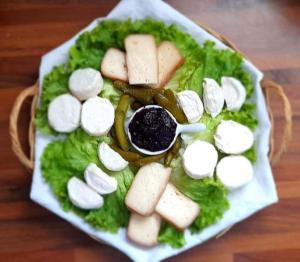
129, 107, 177, 152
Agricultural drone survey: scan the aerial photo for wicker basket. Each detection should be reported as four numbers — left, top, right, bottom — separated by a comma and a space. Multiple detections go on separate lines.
8, 22, 293, 240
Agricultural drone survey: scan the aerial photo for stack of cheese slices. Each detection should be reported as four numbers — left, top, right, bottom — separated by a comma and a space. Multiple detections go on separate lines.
126, 163, 200, 246
101, 35, 184, 88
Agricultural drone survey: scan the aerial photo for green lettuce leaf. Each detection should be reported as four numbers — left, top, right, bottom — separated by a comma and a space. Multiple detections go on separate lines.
243, 146, 257, 164
41, 129, 134, 232
223, 104, 258, 130
159, 223, 186, 248
166, 41, 254, 97
100, 79, 122, 107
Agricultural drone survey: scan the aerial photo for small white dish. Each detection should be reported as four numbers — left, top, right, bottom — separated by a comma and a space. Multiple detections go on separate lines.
126, 105, 206, 155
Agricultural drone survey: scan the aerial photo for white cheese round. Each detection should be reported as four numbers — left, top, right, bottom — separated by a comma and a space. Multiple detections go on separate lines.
84, 163, 118, 195
98, 142, 128, 171
221, 77, 246, 112
183, 140, 218, 179
47, 93, 81, 133
81, 96, 115, 136
67, 177, 103, 209
214, 120, 254, 154
176, 90, 203, 123
69, 68, 103, 101
203, 78, 224, 118
216, 155, 253, 190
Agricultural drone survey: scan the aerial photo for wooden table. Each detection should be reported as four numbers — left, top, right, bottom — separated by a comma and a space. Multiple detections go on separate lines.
0, 1, 299, 261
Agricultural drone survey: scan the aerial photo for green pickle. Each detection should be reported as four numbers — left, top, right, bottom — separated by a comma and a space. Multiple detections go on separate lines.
113, 80, 129, 90
114, 94, 130, 151
113, 83, 186, 166
164, 137, 182, 166
110, 144, 143, 162
164, 89, 177, 104
113, 80, 161, 105
154, 93, 187, 124
130, 101, 143, 111
164, 153, 173, 167
132, 153, 165, 167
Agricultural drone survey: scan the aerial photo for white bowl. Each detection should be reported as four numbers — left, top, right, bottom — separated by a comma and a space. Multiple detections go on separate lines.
126, 105, 206, 155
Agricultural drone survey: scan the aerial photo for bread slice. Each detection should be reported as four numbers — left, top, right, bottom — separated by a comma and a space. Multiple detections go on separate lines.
127, 212, 161, 247
154, 41, 184, 89
100, 48, 128, 82
125, 34, 158, 85
155, 183, 200, 230
125, 162, 171, 216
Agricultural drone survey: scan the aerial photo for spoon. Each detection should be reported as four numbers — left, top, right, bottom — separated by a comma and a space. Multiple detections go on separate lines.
125, 105, 206, 155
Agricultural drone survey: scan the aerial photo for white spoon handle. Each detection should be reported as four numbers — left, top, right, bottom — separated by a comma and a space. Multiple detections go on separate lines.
178, 123, 206, 134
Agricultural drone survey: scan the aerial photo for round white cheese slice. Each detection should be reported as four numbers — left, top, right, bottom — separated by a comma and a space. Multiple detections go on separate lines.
216, 155, 253, 190
98, 142, 128, 171
176, 90, 204, 123
47, 93, 81, 133
214, 120, 254, 154
203, 78, 224, 118
221, 77, 246, 112
183, 140, 218, 179
81, 96, 115, 136
67, 177, 103, 209
69, 68, 103, 101
84, 163, 118, 195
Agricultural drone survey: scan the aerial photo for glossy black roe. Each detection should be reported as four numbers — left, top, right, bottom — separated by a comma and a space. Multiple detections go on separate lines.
129, 107, 177, 152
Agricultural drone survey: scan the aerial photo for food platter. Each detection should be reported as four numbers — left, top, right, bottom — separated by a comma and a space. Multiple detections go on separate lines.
9, 0, 292, 261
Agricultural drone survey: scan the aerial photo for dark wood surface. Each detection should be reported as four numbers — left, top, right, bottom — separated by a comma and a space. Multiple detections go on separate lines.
0, 0, 299, 261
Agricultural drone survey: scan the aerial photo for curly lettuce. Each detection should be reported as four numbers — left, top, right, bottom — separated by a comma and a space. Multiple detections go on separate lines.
100, 79, 122, 108
166, 41, 254, 97
159, 223, 186, 248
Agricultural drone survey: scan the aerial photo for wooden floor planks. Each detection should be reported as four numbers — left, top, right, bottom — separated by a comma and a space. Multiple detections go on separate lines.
0, 0, 299, 261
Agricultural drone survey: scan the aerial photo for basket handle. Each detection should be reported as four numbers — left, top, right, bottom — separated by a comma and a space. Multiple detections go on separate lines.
9, 82, 38, 171
261, 79, 293, 165
199, 23, 241, 53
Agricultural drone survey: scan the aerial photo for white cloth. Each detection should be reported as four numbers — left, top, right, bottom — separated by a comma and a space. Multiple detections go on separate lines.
31, 0, 278, 261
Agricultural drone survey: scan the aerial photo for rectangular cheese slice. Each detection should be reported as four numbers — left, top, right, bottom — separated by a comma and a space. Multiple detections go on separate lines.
155, 41, 184, 89
127, 212, 161, 247
101, 48, 128, 82
125, 34, 158, 85
155, 183, 200, 230
125, 162, 171, 216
